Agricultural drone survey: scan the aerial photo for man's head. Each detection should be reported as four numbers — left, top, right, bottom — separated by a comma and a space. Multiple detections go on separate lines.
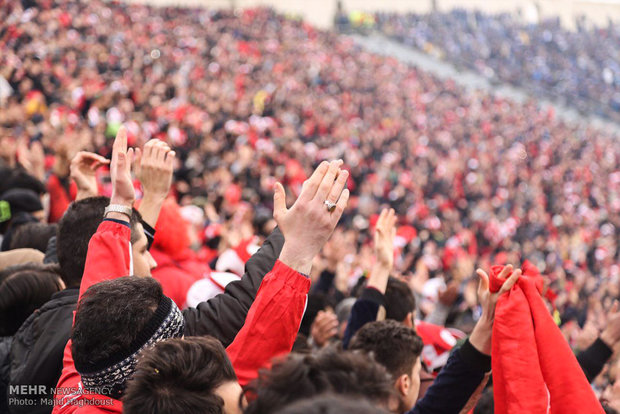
71, 277, 184, 399
349, 320, 424, 411
57, 197, 154, 287
245, 348, 398, 414
123, 336, 241, 414
0, 264, 64, 336
385, 277, 416, 327
10, 222, 57, 253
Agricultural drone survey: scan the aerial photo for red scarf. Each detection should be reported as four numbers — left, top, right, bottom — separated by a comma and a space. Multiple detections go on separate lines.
490, 261, 603, 414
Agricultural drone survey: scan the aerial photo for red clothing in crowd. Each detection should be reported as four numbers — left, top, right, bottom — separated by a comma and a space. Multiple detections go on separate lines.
52, 220, 309, 413
490, 262, 603, 414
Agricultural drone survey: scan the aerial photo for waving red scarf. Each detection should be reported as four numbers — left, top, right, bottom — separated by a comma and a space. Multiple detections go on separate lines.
490, 261, 603, 414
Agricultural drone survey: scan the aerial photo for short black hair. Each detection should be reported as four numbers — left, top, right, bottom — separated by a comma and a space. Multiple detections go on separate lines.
0, 267, 64, 335
71, 277, 162, 375
349, 320, 423, 379
0, 169, 46, 196
244, 348, 396, 414
384, 277, 416, 322
274, 394, 388, 414
57, 197, 142, 288
10, 222, 58, 253
123, 336, 237, 414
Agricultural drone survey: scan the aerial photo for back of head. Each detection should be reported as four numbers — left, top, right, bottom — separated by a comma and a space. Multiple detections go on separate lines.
123, 336, 237, 414
0, 169, 46, 196
10, 222, 58, 253
385, 277, 416, 323
245, 348, 395, 414
57, 197, 141, 288
72, 277, 184, 399
274, 394, 388, 414
349, 320, 423, 379
0, 266, 64, 336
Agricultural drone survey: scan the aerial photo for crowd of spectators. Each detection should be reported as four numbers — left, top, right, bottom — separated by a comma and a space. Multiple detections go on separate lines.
0, 0, 619, 412
369, 10, 620, 122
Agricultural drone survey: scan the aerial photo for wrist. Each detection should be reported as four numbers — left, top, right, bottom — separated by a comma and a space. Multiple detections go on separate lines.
279, 244, 313, 275
142, 191, 167, 204
600, 329, 616, 348
110, 196, 134, 208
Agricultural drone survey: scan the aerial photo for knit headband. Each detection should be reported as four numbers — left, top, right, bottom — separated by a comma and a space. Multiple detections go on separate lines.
77, 295, 185, 399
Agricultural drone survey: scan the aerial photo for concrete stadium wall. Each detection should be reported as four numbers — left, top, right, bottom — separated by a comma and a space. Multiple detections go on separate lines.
122, 0, 620, 29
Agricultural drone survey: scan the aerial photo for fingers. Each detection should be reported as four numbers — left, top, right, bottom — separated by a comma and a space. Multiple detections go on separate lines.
376, 208, 387, 232
165, 150, 176, 170
325, 168, 349, 206
315, 159, 343, 202
299, 161, 329, 203
499, 269, 521, 294
498, 264, 513, 280
476, 268, 490, 293
273, 182, 287, 222
113, 126, 127, 155
332, 188, 349, 223
611, 300, 619, 315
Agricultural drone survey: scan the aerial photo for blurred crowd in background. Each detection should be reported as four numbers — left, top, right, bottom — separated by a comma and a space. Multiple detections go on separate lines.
348, 10, 620, 122
1, 0, 620, 411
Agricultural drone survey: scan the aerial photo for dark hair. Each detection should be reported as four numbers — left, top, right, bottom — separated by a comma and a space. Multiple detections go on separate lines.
274, 394, 388, 414
349, 320, 423, 379
0, 267, 63, 335
57, 197, 142, 288
123, 336, 237, 414
10, 222, 58, 253
0, 169, 46, 196
71, 277, 162, 373
385, 278, 416, 322
244, 348, 396, 414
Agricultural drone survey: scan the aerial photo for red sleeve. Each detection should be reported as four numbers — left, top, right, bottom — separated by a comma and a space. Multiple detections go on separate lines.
52, 220, 132, 413
79, 220, 132, 299
225, 260, 309, 386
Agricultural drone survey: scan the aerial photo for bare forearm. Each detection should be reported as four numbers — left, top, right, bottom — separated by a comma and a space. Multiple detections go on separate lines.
366, 262, 391, 294
468, 317, 493, 356
137, 193, 166, 228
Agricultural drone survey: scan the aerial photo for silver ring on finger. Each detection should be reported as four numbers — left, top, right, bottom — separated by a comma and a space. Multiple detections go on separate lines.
324, 200, 337, 212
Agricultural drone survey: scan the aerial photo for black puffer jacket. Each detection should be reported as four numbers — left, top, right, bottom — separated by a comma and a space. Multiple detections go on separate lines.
8, 288, 78, 414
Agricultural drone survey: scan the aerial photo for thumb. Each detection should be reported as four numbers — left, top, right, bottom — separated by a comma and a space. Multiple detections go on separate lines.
476, 268, 489, 294
273, 182, 287, 220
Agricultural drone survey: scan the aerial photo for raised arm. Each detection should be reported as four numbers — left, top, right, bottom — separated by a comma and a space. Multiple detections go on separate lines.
409, 266, 521, 414
226, 160, 350, 384
343, 208, 395, 348
184, 161, 351, 347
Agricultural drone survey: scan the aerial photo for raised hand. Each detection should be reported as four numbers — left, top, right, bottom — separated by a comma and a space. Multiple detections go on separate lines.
366, 208, 397, 293
18, 139, 45, 181
70, 151, 110, 201
374, 208, 396, 269
310, 310, 339, 348
134, 139, 175, 227
110, 126, 135, 208
134, 139, 175, 202
274, 160, 350, 274
469, 265, 522, 355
